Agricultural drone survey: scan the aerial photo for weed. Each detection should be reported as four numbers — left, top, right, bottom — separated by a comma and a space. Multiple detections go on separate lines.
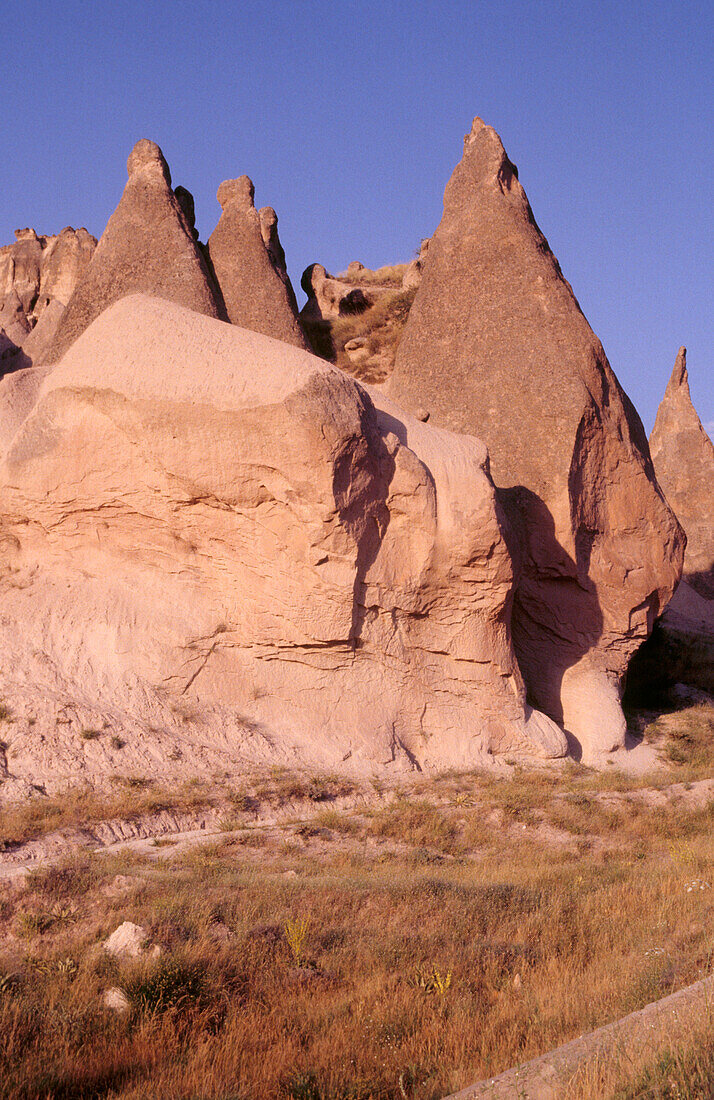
16, 911, 54, 938
411, 966, 453, 996
80, 728, 101, 741
285, 916, 310, 965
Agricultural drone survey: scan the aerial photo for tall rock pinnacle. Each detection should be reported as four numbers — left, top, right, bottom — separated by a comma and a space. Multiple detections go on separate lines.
650, 348, 714, 598
388, 117, 685, 758
45, 140, 224, 363
206, 177, 307, 349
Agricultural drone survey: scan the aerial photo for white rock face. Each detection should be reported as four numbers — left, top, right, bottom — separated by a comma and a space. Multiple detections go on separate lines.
0, 294, 566, 794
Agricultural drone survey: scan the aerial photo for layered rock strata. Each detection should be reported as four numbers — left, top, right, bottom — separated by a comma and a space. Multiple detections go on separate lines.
44, 140, 224, 364
650, 348, 714, 599
0, 294, 566, 794
388, 117, 685, 757
206, 177, 307, 348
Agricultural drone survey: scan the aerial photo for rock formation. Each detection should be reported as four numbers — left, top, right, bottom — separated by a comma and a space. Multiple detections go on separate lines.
402, 238, 430, 291
388, 117, 685, 758
259, 205, 300, 315
627, 350, 714, 708
44, 140, 224, 364
300, 261, 417, 376
173, 185, 198, 240
0, 227, 96, 371
34, 226, 97, 316
0, 294, 567, 795
650, 348, 714, 599
300, 263, 397, 327
206, 177, 307, 348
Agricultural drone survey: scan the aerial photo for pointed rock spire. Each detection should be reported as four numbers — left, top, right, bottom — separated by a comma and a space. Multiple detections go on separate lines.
45, 140, 224, 363
651, 348, 714, 597
388, 116, 685, 758
206, 177, 307, 349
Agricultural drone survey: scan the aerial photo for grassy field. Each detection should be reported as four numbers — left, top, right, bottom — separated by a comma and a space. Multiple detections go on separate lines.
1, 700, 713, 1099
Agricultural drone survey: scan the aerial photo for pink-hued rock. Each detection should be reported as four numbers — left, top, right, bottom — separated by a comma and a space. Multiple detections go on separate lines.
388, 117, 685, 758
206, 177, 306, 348
0, 294, 565, 795
44, 140, 224, 363
650, 348, 714, 599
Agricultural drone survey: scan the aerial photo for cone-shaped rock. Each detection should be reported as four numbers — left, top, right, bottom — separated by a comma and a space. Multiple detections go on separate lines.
389, 117, 685, 758
650, 349, 714, 598
206, 177, 307, 348
45, 140, 224, 363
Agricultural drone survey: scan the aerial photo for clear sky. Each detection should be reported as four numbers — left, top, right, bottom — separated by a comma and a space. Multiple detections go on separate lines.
2, 0, 711, 432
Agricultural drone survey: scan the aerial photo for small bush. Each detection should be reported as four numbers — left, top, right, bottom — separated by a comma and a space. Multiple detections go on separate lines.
124, 957, 204, 1013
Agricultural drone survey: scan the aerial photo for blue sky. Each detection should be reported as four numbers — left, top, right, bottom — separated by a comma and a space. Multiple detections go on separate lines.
2, 0, 711, 431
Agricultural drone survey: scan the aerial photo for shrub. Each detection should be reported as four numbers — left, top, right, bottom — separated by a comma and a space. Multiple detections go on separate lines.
124, 957, 204, 1013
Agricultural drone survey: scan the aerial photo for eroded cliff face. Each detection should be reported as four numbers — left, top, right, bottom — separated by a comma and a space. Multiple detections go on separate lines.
388, 118, 685, 758
0, 227, 96, 371
650, 349, 714, 599
0, 294, 565, 797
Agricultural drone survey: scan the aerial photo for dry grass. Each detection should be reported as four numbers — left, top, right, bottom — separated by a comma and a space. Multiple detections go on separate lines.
0, 780, 217, 850
2, 721, 714, 1099
301, 286, 417, 386
569, 1011, 714, 1099
331, 287, 416, 384
1, 703, 713, 1097
335, 263, 410, 286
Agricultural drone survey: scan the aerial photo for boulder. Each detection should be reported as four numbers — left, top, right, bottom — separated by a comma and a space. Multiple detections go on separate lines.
103, 986, 131, 1013
650, 348, 714, 598
103, 921, 149, 958
0, 294, 566, 795
44, 140, 224, 364
206, 177, 306, 348
388, 117, 684, 758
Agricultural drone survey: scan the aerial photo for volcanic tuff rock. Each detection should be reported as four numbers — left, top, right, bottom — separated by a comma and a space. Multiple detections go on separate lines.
402, 238, 430, 291
0, 227, 96, 370
259, 205, 301, 315
300, 263, 396, 326
388, 117, 684, 759
650, 348, 714, 599
173, 185, 198, 240
206, 177, 307, 348
0, 294, 567, 795
44, 140, 224, 364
